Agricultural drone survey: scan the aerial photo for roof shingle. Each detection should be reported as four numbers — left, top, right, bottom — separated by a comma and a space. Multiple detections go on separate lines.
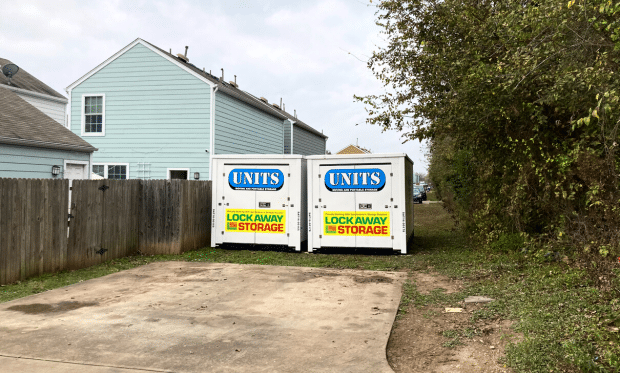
0, 58, 66, 99
0, 88, 95, 152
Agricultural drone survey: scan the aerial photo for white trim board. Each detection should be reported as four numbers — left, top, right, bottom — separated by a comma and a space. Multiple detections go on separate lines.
67, 88, 72, 130
63, 159, 89, 179
66, 38, 216, 91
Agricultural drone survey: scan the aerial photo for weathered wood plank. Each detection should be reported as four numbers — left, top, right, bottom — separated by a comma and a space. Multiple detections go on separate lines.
0, 179, 7, 285
1, 178, 212, 285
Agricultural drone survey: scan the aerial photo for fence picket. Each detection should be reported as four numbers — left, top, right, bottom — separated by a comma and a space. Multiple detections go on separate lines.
1, 178, 212, 285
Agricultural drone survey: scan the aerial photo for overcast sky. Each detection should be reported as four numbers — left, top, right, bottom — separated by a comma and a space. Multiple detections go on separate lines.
1, 0, 428, 172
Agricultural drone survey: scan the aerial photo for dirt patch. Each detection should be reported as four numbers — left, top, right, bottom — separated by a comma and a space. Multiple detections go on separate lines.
7, 301, 98, 315
414, 272, 461, 294
388, 273, 520, 373
354, 275, 394, 284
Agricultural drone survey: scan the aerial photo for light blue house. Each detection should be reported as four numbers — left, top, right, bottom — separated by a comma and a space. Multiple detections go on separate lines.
0, 59, 96, 180
66, 38, 327, 180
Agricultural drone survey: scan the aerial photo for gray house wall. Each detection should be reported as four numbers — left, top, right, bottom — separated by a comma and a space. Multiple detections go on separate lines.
0, 143, 90, 179
214, 92, 284, 154
292, 125, 326, 155
15, 91, 66, 126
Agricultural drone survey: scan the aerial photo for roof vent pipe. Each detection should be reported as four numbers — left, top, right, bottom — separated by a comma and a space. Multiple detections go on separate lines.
294, 109, 297, 118
184, 46, 189, 58
221, 68, 224, 81
280, 98, 282, 109
234, 75, 237, 85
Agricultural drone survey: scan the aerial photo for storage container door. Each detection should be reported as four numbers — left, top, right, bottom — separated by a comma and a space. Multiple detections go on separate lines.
254, 165, 290, 245
318, 165, 357, 247
354, 164, 393, 248
220, 165, 257, 244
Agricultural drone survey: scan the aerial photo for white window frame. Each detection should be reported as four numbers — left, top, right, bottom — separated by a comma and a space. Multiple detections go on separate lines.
92, 163, 130, 179
81, 94, 106, 136
167, 168, 190, 180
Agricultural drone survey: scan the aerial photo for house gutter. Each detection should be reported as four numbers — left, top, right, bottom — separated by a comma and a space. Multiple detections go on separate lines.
209, 85, 219, 180
0, 84, 68, 104
289, 120, 295, 154
0, 136, 97, 153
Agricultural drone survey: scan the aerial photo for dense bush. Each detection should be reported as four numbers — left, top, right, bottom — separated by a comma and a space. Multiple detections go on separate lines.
357, 0, 620, 276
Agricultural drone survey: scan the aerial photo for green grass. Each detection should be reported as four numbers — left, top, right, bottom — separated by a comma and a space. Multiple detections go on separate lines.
2, 203, 619, 372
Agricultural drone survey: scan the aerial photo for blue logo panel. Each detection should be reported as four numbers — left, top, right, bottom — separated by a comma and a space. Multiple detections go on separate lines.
324, 168, 386, 192
229, 169, 284, 191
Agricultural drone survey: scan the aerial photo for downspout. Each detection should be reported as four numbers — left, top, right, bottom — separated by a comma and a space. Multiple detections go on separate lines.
209, 85, 219, 180
290, 120, 295, 155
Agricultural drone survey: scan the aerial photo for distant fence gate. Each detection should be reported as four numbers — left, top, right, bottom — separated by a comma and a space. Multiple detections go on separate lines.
0, 179, 212, 284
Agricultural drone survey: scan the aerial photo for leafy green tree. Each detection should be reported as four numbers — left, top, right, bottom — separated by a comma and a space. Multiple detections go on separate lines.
357, 0, 620, 250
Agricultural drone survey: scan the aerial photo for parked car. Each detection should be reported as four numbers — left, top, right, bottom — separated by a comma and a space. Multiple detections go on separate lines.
413, 185, 425, 203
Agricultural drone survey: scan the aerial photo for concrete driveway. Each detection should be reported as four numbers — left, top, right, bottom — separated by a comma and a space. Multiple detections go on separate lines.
0, 262, 406, 373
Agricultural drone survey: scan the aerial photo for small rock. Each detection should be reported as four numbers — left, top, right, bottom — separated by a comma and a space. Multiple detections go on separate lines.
464, 296, 494, 303
490, 346, 496, 349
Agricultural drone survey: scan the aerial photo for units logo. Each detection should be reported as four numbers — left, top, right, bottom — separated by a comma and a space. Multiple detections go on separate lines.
229, 168, 284, 191
324, 168, 386, 192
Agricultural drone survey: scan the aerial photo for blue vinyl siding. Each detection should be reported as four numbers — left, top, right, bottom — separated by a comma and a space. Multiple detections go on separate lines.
292, 126, 326, 155
214, 92, 284, 154
70, 43, 211, 180
283, 120, 292, 154
0, 143, 90, 179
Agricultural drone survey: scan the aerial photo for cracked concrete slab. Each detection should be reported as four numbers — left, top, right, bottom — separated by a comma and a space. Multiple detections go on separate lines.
0, 262, 405, 373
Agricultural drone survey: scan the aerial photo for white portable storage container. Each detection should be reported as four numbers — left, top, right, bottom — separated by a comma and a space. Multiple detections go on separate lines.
307, 154, 414, 254
211, 155, 307, 251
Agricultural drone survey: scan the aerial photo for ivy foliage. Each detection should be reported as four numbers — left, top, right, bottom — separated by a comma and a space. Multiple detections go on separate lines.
358, 0, 620, 255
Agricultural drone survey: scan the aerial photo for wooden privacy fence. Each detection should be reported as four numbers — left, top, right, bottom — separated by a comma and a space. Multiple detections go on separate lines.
0, 179, 69, 285
1, 179, 212, 284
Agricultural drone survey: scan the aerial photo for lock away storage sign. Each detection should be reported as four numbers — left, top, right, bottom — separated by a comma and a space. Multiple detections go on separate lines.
225, 209, 286, 233
323, 211, 390, 236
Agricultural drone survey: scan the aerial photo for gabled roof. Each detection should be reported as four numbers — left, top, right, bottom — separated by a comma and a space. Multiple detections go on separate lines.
66, 38, 328, 139
0, 58, 66, 100
0, 88, 96, 152
337, 144, 371, 155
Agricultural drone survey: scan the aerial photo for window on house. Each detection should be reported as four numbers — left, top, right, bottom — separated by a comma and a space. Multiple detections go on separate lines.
168, 169, 189, 180
108, 165, 127, 180
83, 95, 105, 135
92, 163, 128, 179
92, 165, 105, 178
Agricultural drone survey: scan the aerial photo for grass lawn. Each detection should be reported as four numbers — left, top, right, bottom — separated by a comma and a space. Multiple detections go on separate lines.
1, 203, 619, 372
